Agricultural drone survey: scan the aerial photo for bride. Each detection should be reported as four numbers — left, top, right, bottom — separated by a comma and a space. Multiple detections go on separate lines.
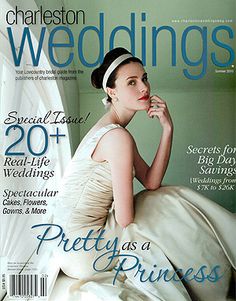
53, 47, 235, 301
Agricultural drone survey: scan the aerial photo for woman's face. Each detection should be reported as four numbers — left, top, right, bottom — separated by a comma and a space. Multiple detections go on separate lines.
112, 62, 151, 111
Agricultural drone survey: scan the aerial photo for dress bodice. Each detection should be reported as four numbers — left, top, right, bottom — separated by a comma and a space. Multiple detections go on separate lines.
56, 124, 121, 232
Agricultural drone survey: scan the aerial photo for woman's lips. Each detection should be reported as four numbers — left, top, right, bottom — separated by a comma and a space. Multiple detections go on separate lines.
138, 95, 150, 101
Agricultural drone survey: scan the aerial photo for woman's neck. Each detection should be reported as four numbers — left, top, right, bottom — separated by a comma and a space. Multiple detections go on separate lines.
103, 104, 136, 128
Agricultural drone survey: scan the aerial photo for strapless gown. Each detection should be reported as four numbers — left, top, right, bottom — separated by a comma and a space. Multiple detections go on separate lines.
53, 124, 235, 301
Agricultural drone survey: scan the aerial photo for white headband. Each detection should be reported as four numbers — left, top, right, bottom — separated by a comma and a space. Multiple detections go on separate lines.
101, 53, 133, 106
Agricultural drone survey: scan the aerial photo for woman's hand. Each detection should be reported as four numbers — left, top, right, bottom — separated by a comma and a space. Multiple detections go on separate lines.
147, 95, 173, 131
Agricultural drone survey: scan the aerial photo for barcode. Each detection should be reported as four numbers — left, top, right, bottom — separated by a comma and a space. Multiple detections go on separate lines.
8, 274, 47, 297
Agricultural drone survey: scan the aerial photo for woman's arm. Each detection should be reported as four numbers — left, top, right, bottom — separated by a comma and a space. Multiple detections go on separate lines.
134, 96, 173, 190
100, 128, 135, 228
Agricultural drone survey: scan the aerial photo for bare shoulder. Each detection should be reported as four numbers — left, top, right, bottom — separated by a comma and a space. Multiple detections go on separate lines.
102, 127, 134, 146
97, 127, 135, 161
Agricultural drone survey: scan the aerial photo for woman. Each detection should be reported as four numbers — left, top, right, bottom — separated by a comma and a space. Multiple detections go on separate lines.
54, 48, 235, 301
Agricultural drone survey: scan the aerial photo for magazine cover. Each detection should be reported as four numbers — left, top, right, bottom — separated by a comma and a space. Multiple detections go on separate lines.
1, 0, 235, 300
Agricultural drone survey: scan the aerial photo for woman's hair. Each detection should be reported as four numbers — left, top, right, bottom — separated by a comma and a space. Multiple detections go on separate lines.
91, 47, 143, 102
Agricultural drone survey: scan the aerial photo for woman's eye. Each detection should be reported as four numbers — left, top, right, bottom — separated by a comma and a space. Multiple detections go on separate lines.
143, 76, 148, 82
128, 80, 136, 86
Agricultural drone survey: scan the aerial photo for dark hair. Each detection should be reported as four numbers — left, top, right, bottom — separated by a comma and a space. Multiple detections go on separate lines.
91, 47, 143, 102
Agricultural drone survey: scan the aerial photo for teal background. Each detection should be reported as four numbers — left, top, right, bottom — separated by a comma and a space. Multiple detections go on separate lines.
7, 0, 236, 211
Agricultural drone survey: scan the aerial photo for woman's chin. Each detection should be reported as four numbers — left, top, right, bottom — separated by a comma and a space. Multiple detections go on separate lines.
137, 101, 150, 110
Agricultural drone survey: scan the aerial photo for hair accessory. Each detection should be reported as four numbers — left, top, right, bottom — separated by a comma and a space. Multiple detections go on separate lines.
101, 53, 133, 106
101, 97, 108, 106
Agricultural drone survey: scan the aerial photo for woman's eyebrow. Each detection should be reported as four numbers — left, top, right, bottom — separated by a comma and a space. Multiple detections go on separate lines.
126, 76, 138, 80
126, 73, 147, 80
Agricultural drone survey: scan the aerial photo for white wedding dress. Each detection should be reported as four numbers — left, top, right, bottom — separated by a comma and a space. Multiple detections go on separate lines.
53, 124, 236, 301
